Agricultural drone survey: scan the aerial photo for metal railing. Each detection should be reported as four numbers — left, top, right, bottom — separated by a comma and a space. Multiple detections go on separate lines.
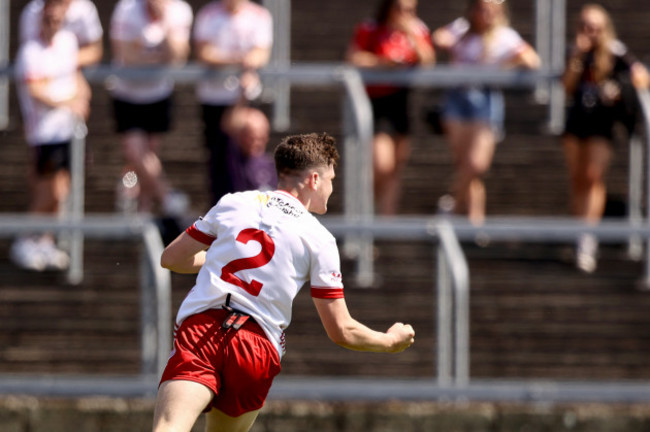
0, 215, 172, 378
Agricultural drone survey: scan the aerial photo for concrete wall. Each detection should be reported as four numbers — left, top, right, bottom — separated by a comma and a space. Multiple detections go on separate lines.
2, 396, 650, 432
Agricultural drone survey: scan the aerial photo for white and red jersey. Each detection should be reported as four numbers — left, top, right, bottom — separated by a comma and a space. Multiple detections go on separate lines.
19, 0, 103, 46
444, 17, 528, 66
176, 190, 344, 359
15, 31, 80, 146
194, 1, 272, 105
108, 0, 193, 103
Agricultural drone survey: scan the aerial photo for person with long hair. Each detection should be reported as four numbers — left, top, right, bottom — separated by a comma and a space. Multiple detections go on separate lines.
432, 0, 540, 224
562, 4, 649, 273
346, 0, 435, 215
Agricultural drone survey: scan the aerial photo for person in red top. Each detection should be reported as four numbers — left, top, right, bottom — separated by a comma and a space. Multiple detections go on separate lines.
346, 0, 434, 215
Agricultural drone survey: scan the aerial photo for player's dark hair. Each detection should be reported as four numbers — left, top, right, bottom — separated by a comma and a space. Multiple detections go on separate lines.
274, 132, 340, 178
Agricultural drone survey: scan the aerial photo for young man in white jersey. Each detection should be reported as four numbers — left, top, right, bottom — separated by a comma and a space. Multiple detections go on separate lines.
19, 0, 104, 67
153, 133, 415, 432
11, 0, 91, 271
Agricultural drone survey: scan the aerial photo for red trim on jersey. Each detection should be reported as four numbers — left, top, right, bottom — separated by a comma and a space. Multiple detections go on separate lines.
186, 223, 216, 245
311, 286, 345, 299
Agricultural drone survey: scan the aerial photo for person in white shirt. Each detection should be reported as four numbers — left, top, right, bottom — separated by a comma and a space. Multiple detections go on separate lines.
19, 0, 103, 67
432, 0, 540, 224
153, 133, 415, 432
11, 0, 91, 271
108, 0, 193, 215
193, 0, 273, 206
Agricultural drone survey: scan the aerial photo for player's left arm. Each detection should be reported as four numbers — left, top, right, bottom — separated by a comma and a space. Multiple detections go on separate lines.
160, 231, 209, 274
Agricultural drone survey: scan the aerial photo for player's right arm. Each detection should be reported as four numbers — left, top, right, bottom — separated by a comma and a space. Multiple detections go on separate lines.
313, 297, 415, 353
160, 231, 209, 274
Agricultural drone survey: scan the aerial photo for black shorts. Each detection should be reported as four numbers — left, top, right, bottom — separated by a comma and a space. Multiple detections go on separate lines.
112, 96, 172, 134
564, 105, 617, 141
371, 88, 410, 135
33, 141, 70, 176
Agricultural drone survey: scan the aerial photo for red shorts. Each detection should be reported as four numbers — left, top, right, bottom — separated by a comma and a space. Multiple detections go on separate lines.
160, 309, 281, 417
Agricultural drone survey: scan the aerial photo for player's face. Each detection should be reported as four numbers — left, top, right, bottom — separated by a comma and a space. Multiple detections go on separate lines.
311, 164, 335, 215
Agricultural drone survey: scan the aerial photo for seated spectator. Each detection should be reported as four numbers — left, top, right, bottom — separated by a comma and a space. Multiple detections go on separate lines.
219, 104, 277, 195
562, 3, 649, 273
432, 0, 540, 224
11, 0, 91, 271
19, 0, 104, 68
346, 0, 435, 215
108, 0, 193, 216
193, 0, 273, 205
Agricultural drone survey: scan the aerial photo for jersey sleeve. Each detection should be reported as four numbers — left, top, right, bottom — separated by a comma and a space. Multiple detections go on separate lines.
192, 5, 212, 43
76, 0, 104, 45
309, 233, 344, 299
170, 1, 194, 42
110, 1, 135, 41
252, 8, 273, 48
498, 27, 528, 61
350, 22, 375, 52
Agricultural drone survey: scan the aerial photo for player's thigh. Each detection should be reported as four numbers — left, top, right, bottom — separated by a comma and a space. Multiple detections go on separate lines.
152, 380, 214, 432
205, 407, 260, 432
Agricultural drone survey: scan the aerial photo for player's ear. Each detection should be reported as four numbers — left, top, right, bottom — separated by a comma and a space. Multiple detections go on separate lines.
309, 170, 320, 191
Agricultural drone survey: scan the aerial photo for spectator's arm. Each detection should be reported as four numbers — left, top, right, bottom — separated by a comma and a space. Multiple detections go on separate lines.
505, 43, 541, 70
631, 62, 650, 90
27, 70, 90, 120
242, 46, 271, 70
313, 297, 415, 353
195, 40, 244, 67
431, 27, 456, 52
111, 37, 147, 65
562, 52, 585, 96
77, 40, 104, 68
158, 29, 191, 64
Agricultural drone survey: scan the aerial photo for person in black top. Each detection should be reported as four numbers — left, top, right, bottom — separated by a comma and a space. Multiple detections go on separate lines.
562, 3, 649, 273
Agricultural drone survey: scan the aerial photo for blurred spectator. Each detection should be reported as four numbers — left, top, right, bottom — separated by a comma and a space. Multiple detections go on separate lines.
193, 0, 273, 205
11, 0, 91, 271
108, 0, 193, 215
19, 0, 103, 68
219, 104, 277, 194
432, 0, 540, 224
562, 3, 649, 273
346, 0, 435, 215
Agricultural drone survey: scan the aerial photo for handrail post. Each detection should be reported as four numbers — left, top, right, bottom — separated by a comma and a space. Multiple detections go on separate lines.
64, 121, 88, 285
637, 88, 650, 287
627, 131, 643, 260
436, 220, 470, 386
436, 241, 453, 386
142, 221, 172, 376
338, 67, 375, 286
0, 0, 9, 130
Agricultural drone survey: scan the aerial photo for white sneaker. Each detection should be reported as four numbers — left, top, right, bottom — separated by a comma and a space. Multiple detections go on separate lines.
10, 237, 48, 272
576, 234, 598, 274
38, 237, 70, 271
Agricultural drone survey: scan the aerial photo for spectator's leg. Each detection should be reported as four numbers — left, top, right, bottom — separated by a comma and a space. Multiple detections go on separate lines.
446, 120, 496, 224
121, 130, 168, 213
373, 132, 411, 215
563, 135, 612, 223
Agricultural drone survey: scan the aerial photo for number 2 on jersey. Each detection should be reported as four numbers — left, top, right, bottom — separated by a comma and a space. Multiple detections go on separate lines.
220, 228, 275, 296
